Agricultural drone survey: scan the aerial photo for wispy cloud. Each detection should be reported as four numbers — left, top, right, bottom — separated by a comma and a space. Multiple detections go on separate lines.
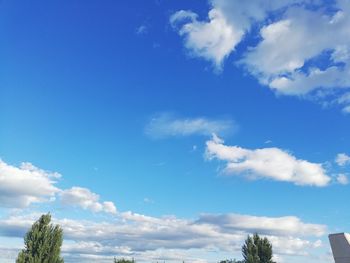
336, 173, 349, 185
136, 24, 148, 35
145, 113, 236, 139
143, 197, 154, 204
205, 135, 331, 187
335, 153, 350, 166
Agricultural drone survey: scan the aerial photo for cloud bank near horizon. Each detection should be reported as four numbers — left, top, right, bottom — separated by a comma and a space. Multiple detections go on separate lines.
0, 158, 331, 263
0, 211, 327, 263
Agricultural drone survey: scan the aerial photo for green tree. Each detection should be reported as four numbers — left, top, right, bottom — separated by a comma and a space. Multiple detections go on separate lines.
219, 259, 243, 263
242, 234, 275, 263
16, 213, 64, 263
113, 258, 135, 263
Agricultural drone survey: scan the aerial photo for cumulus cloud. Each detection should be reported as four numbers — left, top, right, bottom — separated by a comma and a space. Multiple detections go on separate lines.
172, 0, 350, 111
0, 215, 36, 238
242, 5, 350, 99
170, 0, 308, 69
0, 160, 60, 208
0, 160, 117, 215
0, 211, 327, 262
145, 113, 236, 138
61, 187, 117, 214
205, 135, 331, 186
170, 9, 243, 69
335, 153, 350, 166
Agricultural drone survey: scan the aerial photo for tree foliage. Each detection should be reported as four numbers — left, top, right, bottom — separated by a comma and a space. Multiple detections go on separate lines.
16, 213, 64, 263
242, 234, 275, 263
113, 258, 135, 263
219, 259, 243, 263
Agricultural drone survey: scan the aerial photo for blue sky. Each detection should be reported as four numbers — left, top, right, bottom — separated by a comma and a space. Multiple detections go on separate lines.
1, 0, 350, 262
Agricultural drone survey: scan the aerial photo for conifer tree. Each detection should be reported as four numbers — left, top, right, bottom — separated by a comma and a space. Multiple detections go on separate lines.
242, 234, 275, 263
16, 213, 64, 263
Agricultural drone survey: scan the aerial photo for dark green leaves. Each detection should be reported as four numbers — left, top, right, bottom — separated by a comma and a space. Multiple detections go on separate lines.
242, 234, 275, 263
16, 213, 64, 263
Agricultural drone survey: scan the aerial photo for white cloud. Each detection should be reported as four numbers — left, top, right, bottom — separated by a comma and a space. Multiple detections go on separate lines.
0, 160, 117, 215
335, 153, 350, 166
172, 0, 350, 111
0, 247, 20, 263
145, 113, 236, 138
196, 213, 326, 237
342, 104, 350, 113
143, 197, 154, 204
170, 0, 305, 69
242, 6, 350, 99
267, 236, 322, 256
205, 135, 331, 186
62, 241, 132, 257
0, 160, 60, 208
336, 174, 349, 185
136, 25, 147, 35
338, 92, 350, 113
0, 211, 327, 262
103, 201, 118, 214
170, 9, 243, 69
61, 187, 117, 215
